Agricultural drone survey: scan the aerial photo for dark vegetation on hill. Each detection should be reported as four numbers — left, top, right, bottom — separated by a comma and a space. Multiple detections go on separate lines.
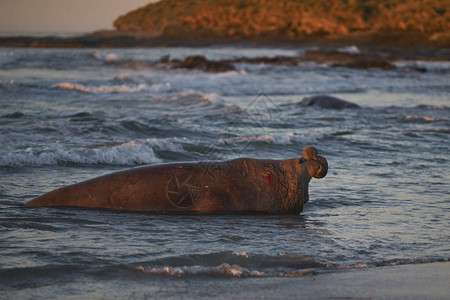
113, 0, 450, 46
0, 0, 448, 49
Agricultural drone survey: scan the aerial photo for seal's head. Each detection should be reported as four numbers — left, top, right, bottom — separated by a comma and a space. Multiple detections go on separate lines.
300, 147, 328, 179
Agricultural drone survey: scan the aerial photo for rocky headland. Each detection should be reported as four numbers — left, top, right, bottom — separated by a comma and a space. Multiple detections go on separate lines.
0, 0, 448, 54
113, 0, 450, 47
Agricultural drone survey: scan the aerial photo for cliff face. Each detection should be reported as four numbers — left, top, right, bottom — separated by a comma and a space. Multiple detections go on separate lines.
113, 0, 449, 45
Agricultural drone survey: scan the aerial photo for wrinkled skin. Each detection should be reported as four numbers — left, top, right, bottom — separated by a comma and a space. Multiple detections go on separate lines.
26, 147, 328, 214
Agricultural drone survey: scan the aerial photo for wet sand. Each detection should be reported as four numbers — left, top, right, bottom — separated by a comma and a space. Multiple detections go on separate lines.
6, 262, 448, 299
239, 262, 449, 299
153, 262, 450, 299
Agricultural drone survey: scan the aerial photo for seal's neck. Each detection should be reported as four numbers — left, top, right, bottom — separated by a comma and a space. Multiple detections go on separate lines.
279, 158, 303, 177
278, 158, 312, 212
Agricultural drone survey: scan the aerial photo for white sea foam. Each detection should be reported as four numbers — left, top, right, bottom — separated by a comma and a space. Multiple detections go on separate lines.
0, 130, 324, 168
219, 132, 319, 145
136, 260, 317, 278
226, 134, 291, 145
0, 142, 161, 167
149, 82, 173, 93
137, 263, 264, 278
0, 50, 16, 65
393, 60, 450, 71
144, 138, 184, 152
233, 251, 249, 258
338, 45, 361, 55
90, 51, 118, 61
82, 63, 369, 97
53, 82, 148, 93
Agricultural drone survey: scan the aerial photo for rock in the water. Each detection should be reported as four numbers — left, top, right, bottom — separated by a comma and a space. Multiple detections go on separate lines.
300, 95, 361, 109
175, 55, 236, 72
334, 58, 396, 69
302, 51, 396, 69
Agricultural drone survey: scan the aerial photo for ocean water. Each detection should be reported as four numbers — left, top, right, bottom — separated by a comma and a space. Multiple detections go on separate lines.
0, 46, 449, 298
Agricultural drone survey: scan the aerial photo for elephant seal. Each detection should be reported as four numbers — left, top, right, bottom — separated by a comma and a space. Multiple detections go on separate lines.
26, 147, 327, 214
300, 95, 360, 109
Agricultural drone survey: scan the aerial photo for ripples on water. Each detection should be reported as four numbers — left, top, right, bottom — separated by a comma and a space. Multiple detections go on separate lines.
0, 47, 449, 296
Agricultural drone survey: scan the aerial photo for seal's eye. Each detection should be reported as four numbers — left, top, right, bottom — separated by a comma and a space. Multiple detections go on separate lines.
298, 158, 306, 165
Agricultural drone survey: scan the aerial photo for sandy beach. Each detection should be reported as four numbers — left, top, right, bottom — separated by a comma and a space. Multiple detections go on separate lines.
224, 262, 450, 299
5, 262, 448, 299
126, 262, 450, 299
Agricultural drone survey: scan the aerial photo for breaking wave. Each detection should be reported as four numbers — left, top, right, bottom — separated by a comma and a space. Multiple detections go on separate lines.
133, 252, 448, 278
393, 60, 450, 72
337, 45, 361, 55
0, 129, 328, 168
89, 51, 118, 62
52, 82, 148, 93
135, 251, 331, 278
137, 263, 268, 278
219, 132, 322, 145
0, 141, 162, 167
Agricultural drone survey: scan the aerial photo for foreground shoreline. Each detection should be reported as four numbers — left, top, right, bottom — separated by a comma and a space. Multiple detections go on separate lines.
235, 261, 450, 299
199, 261, 450, 299
4, 262, 449, 299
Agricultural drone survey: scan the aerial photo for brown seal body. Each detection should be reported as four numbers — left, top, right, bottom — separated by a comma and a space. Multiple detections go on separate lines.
26, 147, 327, 214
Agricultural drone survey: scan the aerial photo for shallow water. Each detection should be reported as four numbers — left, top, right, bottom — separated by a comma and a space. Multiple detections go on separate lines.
0, 46, 449, 298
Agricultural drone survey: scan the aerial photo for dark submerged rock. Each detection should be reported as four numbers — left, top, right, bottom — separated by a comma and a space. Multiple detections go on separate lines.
103, 59, 155, 70
300, 95, 361, 109
233, 56, 300, 66
334, 58, 396, 69
301, 50, 396, 69
2, 112, 25, 118
174, 55, 236, 72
